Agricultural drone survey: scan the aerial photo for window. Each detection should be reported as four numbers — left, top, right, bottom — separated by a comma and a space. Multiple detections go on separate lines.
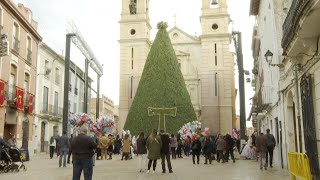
45, 60, 50, 79
13, 23, 19, 52
130, 76, 133, 99
215, 73, 218, 96
27, 36, 32, 61
0, 7, 3, 27
24, 73, 30, 105
54, 91, 58, 114
9, 64, 17, 100
43, 86, 49, 112
214, 43, 217, 66
131, 48, 134, 69
55, 68, 60, 84
73, 102, 77, 113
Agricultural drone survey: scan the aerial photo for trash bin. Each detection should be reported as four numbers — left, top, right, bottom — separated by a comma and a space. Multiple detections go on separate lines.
20, 149, 30, 161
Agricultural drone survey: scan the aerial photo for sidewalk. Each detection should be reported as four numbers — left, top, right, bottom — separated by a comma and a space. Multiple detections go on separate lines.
1, 154, 291, 180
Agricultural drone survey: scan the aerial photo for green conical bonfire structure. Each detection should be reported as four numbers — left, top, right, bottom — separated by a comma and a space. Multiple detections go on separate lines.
124, 22, 197, 135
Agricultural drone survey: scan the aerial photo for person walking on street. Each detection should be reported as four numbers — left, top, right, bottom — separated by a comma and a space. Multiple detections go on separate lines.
176, 137, 183, 158
225, 133, 235, 163
191, 135, 202, 164
146, 129, 162, 173
107, 134, 114, 160
256, 132, 268, 170
121, 134, 131, 160
265, 129, 276, 168
67, 134, 73, 164
113, 135, 121, 154
71, 125, 97, 180
136, 132, 147, 172
216, 135, 225, 163
58, 131, 70, 168
49, 136, 56, 159
203, 136, 214, 164
99, 134, 108, 160
170, 134, 177, 159
160, 129, 173, 173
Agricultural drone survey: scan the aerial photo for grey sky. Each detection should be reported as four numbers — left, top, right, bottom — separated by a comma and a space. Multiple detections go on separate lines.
12, 0, 255, 125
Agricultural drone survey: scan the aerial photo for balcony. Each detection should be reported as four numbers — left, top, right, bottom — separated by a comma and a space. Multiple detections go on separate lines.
282, 0, 320, 55
24, 91, 34, 114
27, 49, 32, 63
48, 104, 63, 120
13, 37, 20, 53
4, 83, 17, 108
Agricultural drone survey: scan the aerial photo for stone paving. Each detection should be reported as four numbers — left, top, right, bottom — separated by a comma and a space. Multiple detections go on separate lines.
0, 154, 291, 180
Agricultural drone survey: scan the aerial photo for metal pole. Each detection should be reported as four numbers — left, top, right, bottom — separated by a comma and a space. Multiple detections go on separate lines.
294, 64, 302, 153
63, 34, 75, 133
233, 32, 246, 142
84, 59, 89, 113
96, 75, 100, 119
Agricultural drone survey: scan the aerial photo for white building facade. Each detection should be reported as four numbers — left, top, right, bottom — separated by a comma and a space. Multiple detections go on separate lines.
34, 43, 92, 153
250, 0, 320, 175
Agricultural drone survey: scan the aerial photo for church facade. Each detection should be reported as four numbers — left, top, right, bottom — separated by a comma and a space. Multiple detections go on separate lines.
119, 0, 236, 135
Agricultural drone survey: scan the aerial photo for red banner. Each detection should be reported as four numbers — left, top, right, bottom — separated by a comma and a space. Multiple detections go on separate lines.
16, 87, 24, 111
28, 94, 33, 114
0, 80, 4, 106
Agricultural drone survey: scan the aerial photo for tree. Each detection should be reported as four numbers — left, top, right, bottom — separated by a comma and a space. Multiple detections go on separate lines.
124, 22, 197, 135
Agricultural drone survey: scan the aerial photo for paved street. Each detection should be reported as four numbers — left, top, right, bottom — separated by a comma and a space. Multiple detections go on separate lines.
0, 154, 290, 180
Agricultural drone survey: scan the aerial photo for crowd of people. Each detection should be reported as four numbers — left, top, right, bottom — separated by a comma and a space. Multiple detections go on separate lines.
0, 127, 276, 180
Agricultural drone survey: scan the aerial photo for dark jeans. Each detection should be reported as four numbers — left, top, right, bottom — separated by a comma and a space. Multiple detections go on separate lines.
184, 144, 190, 157
121, 152, 129, 160
171, 147, 176, 159
72, 159, 93, 180
59, 148, 69, 167
226, 148, 235, 162
49, 146, 55, 159
192, 153, 200, 164
205, 154, 212, 164
266, 146, 274, 167
67, 150, 72, 163
161, 153, 172, 172
148, 159, 157, 171
96, 148, 101, 160
217, 150, 224, 162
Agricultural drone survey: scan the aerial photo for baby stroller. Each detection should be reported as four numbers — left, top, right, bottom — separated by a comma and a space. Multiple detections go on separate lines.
0, 147, 26, 173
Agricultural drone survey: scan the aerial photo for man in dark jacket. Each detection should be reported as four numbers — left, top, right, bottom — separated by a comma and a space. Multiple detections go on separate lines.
256, 132, 268, 170
225, 133, 235, 163
265, 129, 276, 168
204, 136, 214, 164
58, 131, 70, 167
67, 134, 73, 164
191, 136, 202, 164
160, 129, 173, 173
0, 137, 10, 160
71, 126, 97, 180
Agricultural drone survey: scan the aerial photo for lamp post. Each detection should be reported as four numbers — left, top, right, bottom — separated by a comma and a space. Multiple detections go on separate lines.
291, 56, 303, 153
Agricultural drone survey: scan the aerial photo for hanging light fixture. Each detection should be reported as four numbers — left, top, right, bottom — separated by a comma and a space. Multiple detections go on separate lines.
211, 0, 218, 5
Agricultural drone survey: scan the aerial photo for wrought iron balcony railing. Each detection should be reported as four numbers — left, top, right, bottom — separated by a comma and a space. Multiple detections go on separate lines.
282, 0, 311, 51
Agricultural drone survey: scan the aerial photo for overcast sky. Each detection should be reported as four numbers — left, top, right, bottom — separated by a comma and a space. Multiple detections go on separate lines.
12, 0, 255, 125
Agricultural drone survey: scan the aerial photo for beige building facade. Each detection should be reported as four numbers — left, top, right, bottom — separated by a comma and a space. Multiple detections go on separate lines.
0, 0, 42, 153
90, 95, 115, 119
119, 0, 236, 135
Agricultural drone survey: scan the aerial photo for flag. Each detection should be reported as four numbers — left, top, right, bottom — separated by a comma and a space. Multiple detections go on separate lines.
16, 87, 24, 111
0, 80, 4, 106
28, 94, 33, 114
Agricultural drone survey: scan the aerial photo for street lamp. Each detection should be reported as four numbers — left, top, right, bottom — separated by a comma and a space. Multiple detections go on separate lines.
265, 50, 273, 63
211, 0, 218, 5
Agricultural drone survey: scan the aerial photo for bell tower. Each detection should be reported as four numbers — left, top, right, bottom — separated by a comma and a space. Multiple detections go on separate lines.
119, 0, 151, 133
199, 0, 236, 134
